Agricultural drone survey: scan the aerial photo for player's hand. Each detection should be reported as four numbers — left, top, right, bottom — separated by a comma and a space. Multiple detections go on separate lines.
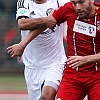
67, 56, 87, 69
44, 15, 57, 32
7, 43, 25, 61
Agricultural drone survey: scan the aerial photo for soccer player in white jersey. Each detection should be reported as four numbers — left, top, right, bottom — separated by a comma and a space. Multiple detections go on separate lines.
7, 0, 69, 100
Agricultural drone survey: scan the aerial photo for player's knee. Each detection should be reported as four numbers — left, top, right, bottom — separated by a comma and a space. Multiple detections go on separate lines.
42, 87, 56, 100
42, 93, 48, 100
42, 92, 55, 100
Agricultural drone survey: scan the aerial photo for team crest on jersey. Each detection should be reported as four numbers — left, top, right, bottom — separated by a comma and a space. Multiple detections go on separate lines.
46, 8, 54, 16
97, 21, 100, 30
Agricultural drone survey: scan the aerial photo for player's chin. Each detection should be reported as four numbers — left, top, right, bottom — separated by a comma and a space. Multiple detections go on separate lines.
77, 13, 84, 18
77, 11, 85, 17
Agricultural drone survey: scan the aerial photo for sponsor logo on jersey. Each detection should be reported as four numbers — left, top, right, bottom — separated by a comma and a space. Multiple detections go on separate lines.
73, 20, 96, 37
20, 9, 27, 14
30, 11, 36, 15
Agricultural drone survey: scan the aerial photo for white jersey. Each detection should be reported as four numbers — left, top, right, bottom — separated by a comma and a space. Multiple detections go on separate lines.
16, 0, 69, 68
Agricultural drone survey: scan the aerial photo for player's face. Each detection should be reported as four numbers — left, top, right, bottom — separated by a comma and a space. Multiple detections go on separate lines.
70, 0, 94, 18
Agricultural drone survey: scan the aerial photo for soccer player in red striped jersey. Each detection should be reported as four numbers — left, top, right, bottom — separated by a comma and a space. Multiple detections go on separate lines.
51, 0, 100, 100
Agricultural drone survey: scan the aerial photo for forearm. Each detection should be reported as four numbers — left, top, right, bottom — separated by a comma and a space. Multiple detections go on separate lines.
85, 52, 100, 64
18, 17, 47, 30
19, 26, 47, 48
67, 53, 100, 68
18, 15, 57, 30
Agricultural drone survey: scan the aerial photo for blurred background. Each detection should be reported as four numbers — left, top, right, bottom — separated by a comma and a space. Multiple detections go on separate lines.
0, 0, 29, 100
0, 0, 100, 100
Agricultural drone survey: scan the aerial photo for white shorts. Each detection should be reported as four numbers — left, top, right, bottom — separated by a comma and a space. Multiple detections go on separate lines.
24, 63, 65, 100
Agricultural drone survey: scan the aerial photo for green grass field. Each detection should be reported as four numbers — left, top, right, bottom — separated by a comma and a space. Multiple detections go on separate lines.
0, 74, 27, 93
0, 74, 87, 100
0, 74, 29, 100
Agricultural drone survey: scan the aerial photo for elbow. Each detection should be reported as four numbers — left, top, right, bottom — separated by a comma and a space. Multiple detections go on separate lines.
18, 24, 24, 30
18, 19, 26, 30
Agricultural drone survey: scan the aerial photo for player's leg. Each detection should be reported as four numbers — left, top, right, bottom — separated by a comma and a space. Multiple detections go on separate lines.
87, 71, 100, 100
41, 64, 65, 100
42, 81, 57, 100
24, 66, 47, 100
56, 74, 86, 100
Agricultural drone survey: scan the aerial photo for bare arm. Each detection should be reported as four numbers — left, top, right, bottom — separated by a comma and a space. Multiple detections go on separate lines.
18, 15, 57, 30
20, 26, 46, 46
7, 14, 57, 60
67, 53, 100, 69
18, 17, 46, 30
7, 26, 46, 61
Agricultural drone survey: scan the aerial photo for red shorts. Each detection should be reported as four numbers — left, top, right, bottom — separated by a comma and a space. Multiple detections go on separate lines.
56, 68, 100, 100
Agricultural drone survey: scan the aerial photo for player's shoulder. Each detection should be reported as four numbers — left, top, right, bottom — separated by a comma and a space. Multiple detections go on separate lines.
63, 2, 73, 9
17, 0, 30, 9
57, 2, 75, 14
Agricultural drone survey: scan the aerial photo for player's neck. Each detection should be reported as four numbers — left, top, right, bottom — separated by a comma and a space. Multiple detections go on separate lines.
34, 0, 47, 4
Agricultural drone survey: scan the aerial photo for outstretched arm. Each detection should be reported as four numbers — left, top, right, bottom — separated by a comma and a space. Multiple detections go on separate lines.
7, 26, 46, 61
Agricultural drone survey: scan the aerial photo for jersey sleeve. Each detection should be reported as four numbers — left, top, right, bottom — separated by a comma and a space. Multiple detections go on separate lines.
16, 0, 30, 20
53, 3, 67, 24
53, 1, 72, 24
